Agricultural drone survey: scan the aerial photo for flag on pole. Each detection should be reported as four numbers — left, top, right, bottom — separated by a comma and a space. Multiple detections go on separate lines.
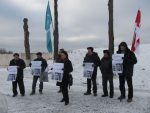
131, 10, 141, 52
45, 1, 53, 53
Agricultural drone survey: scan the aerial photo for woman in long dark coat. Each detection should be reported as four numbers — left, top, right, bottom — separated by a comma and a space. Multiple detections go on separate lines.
60, 51, 73, 105
117, 42, 137, 102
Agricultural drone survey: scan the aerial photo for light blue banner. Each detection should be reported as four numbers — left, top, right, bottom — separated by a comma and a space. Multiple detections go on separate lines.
45, 1, 52, 53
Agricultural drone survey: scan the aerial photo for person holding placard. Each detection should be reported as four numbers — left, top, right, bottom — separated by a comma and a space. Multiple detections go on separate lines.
117, 42, 137, 102
9, 53, 26, 97
60, 51, 73, 105
100, 50, 114, 98
83, 47, 101, 96
30, 52, 48, 95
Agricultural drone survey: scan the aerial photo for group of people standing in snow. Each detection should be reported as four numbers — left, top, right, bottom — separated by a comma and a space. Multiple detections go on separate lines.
8, 41, 137, 106
83, 42, 137, 103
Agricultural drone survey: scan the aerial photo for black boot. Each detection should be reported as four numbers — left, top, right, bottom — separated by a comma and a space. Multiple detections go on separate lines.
117, 96, 125, 100
84, 92, 91, 95
65, 101, 69, 105
127, 98, 132, 102
101, 94, 108, 97
60, 98, 65, 102
30, 91, 35, 95
12, 93, 17, 97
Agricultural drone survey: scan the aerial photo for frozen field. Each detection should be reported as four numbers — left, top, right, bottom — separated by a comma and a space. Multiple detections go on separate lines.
0, 44, 150, 113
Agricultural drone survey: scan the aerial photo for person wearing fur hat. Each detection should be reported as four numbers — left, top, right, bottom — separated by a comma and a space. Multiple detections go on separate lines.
100, 50, 114, 98
59, 51, 73, 105
117, 42, 137, 102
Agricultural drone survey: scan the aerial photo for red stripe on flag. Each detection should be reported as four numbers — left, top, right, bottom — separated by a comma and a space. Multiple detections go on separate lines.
135, 10, 141, 27
131, 9, 141, 52
131, 34, 136, 52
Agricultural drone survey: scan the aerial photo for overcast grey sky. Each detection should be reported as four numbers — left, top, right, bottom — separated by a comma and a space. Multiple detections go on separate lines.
0, 0, 149, 52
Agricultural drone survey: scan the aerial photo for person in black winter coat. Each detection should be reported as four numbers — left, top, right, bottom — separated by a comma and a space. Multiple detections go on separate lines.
9, 53, 26, 97
83, 47, 101, 96
100, 50, 114, 98
59, 51, 73, 105
117, 42, 137, 102
30, 52, 48, 95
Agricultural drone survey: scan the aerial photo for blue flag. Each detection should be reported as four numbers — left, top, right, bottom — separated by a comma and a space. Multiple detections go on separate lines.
45, 1, 53, 53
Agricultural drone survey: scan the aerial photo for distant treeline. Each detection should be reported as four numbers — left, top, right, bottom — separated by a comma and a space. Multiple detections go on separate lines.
0, 48, 13, 54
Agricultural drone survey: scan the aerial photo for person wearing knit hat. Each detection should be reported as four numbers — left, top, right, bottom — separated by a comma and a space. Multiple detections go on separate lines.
100, 50, 114, 98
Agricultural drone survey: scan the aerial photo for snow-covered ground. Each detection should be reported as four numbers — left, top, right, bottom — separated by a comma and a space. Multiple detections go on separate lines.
0, 44, 150, 113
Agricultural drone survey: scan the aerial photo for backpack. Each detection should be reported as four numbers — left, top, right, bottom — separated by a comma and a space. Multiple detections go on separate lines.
69, 74, 73, 88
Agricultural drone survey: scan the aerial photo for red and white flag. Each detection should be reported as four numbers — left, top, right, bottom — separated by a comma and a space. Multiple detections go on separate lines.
131, 10, 141, 52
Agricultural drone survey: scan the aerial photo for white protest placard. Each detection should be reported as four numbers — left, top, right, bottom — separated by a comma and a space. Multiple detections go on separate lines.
51, 63, 64, 82
83, 63, 94, 79
31, 61, 42, 76
7, 66, 17, 81
112, 54, 124, 74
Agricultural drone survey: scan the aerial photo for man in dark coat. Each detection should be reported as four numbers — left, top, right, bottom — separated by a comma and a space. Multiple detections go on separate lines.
117, 42, 137, 102
83, 47, 101, 96
59, 51, 73, 105
9, 53, 26, 97
100, 50, 114, 98
30, 52, 48, 95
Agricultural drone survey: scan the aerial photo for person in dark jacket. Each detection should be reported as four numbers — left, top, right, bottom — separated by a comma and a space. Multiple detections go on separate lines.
55, 49, 64, 93
59, 51, 73, 105
9, 53, 26, 97
30, 52, 48, 95
83, 47, 101, 96
117, 42, 137, 102
100, 50, 114, 98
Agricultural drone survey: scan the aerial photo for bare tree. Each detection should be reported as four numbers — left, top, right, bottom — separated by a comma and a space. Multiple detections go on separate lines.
108, 0, 114, 55
23, 18, 31, 65
53, 0, 59, 60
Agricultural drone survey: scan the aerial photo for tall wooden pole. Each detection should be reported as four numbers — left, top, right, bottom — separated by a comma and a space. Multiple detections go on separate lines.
53, 0, 59, 60
23, 18, 31, 65
108, 0, 114, 55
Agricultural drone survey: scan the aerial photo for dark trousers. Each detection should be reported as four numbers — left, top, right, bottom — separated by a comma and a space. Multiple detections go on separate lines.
32, 76, 43, 92
119, 75, 126, 98
102, 76, 114, 96
119, 75, 133, 99
87, 76, 97, 93
12, 78, 25, 95
62, 84, 69, 103
126, 76, 133, 99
